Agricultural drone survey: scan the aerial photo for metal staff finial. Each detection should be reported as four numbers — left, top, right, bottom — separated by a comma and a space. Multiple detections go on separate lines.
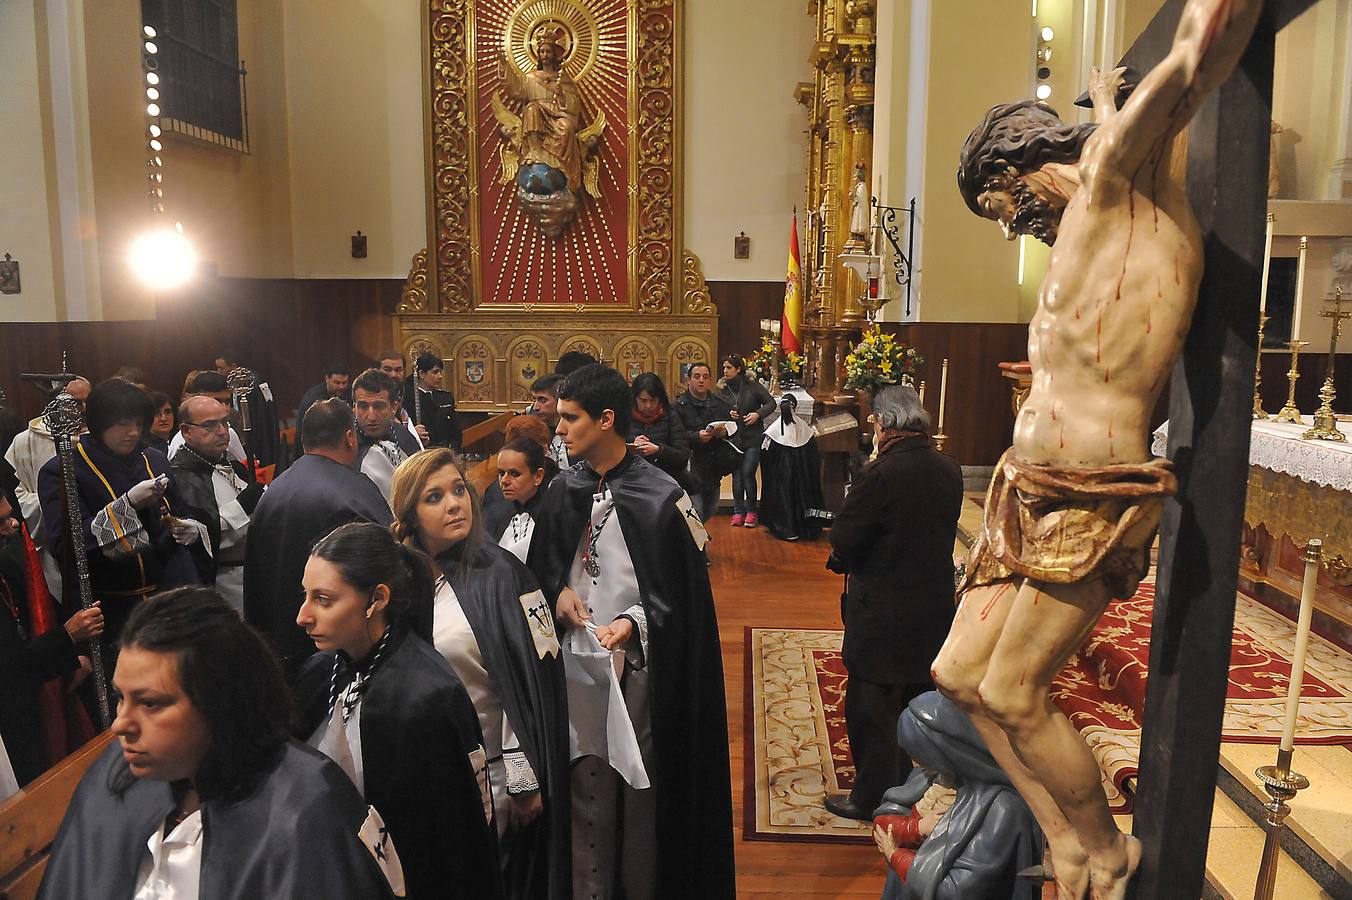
42, 392, 113, 728
227, 367, 258, 477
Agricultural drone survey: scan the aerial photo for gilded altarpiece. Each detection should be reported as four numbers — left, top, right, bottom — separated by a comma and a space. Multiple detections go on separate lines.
398, 0, 717, 411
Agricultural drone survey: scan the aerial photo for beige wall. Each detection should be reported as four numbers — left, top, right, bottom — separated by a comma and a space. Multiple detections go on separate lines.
1273, 0, 1352, 201
0, 0, 61, 322
168, 0, 295, 279
683, 0, 814, 282
914, 0, 1031, 323
282, 0, 425, 279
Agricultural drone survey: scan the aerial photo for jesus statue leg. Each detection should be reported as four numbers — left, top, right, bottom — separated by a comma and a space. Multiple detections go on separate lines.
980, 579, 1140, 899
933, 581, 1091, 899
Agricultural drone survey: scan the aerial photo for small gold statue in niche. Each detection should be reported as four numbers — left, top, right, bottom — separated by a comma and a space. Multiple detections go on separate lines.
493, 27, 606, 238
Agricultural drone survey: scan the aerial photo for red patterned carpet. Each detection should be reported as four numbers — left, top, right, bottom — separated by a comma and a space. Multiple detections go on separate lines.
1051, 581, 1352, 812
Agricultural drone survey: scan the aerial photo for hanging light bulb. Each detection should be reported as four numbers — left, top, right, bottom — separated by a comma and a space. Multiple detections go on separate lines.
1036, 83, 1052, 100
129, 226, 197, 289
1040, 26, 1054, 41
143, 25, 157, 38
146, 71, 160, 85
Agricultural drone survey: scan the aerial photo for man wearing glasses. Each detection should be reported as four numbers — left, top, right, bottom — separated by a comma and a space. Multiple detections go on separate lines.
168, 396, 263, 612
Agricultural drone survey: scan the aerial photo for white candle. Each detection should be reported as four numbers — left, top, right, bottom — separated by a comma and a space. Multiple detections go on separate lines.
1280, 539, 1321, 753
1258, 212, 1275, 316
1292, 236, 1309, 342
938, 358, 949, 433
919, 380, 927, 406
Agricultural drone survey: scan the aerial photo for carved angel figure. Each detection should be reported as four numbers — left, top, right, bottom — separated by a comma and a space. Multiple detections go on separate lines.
492, 28, 606, 237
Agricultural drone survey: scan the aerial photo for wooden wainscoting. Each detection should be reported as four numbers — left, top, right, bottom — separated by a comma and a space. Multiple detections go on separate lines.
1, 277, 402, 424
710, 281, 783, 367
878, 321, 1030, 467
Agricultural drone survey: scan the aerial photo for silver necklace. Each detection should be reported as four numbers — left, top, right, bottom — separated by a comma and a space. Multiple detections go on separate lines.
582, 482, 614, 580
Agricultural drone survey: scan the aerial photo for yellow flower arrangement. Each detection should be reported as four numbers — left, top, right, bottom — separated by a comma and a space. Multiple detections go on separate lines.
843, 325, 923, 393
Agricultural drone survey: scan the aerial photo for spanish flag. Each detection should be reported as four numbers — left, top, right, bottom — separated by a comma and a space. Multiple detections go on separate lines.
782, 212, 803, 353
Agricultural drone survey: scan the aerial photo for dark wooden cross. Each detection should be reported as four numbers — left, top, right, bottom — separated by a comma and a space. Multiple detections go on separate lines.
1074, 2, 1317, 897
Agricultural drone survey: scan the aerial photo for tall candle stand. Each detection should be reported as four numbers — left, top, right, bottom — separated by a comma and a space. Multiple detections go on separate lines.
1252, 539, 1320, 900
1302, 284, 1348, 442
1271, 340, 1310, 424
1253, 314, 1270, 419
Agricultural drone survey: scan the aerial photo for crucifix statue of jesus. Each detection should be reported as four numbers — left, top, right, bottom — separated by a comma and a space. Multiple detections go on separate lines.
931, 1, 1262, 898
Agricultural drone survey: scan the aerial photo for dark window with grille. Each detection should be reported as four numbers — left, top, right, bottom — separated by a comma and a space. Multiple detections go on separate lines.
142, 0, 247, 150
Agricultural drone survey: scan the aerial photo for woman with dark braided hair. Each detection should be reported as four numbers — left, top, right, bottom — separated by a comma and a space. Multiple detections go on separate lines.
293, 522, 502, 900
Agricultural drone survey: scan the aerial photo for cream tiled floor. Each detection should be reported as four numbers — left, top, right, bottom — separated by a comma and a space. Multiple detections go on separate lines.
1221, 742, 1352, 886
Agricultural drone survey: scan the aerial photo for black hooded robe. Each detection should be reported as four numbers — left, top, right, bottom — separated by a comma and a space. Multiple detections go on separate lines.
243, 454, 393, 677
38, 740, 398, 899
295, 628, 504, 900
433, 541, 572, 900
526, 451, 735, 900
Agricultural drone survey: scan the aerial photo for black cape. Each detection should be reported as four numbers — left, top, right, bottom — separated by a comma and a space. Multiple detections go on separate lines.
480, 477, 552, 544
295, 629, 503, 900
243, 454, 393, 677
38, 740, 396, 900
432, 540, 572, 900
526, 451, 735, 900
404, 382, 463, 451
168, 448, 263, 584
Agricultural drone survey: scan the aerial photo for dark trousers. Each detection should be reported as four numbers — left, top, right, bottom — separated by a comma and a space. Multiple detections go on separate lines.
732, 443, 761, 515
692, 481, 720, 523
844, 677, 933, 813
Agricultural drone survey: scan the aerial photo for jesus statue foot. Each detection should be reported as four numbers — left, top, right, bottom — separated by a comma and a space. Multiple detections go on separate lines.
1089, 834, 1141, 900
1049, 845, 1090, 900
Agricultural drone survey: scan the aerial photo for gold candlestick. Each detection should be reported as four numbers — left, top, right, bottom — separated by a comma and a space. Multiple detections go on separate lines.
1252, 752, 1310, 900
1272, 340, 1310, 424
1302, 285, 1348, 442
1253, 313, 1271, 419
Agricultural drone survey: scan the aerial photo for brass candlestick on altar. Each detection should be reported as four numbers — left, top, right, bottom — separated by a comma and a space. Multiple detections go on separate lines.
1302, 284, 1349, 442
1272, 340, 1310, 424
1253, 314, 1270, 419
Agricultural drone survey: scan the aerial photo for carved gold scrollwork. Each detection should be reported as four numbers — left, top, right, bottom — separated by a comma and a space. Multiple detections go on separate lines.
561, 335, 606, 363
682, 250, 717, 316
430, 1, 474, 313
452, 336, 497, 404
634, 1, 676, 314
666, 336, 712, 388
614, 336, 658, 381
399, 249, 429, 313
402, 335, 442, 367
506, 337, 549, 404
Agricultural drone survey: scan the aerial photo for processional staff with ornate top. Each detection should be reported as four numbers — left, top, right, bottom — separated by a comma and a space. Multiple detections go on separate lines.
43, 391, 113, 728
410, 349, 424, 430
227, 367, 258, 477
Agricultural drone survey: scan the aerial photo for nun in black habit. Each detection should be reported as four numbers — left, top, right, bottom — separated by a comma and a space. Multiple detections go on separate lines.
293, 522, 502, 900
392, 448, 572, 900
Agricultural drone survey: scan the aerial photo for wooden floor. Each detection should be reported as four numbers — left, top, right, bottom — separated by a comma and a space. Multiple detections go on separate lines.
707, 515, 888, 899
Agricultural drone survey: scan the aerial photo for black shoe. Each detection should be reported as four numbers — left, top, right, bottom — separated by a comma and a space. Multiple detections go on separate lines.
824, 795, 872, 822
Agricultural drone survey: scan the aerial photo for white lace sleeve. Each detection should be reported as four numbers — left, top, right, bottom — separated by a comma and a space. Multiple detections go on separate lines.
501, 715, 539, 795
91, 494, 150, 558
617, 603, 648, 668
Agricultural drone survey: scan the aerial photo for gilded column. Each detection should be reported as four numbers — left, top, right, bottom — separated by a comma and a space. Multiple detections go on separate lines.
837, 4, 876, 328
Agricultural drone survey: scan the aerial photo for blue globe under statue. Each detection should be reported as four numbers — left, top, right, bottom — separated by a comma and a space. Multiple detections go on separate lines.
518, 163, 569, 196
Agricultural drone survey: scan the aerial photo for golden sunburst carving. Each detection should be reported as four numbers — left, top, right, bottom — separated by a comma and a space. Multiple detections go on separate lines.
502, 0, 601, 84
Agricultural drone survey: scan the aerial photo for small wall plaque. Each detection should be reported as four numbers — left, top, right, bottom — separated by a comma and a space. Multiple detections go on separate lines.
0, 254, 19, 294
734, 232, 750, 260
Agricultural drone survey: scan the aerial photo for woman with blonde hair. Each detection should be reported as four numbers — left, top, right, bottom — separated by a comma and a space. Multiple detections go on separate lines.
391, 449, 571, 900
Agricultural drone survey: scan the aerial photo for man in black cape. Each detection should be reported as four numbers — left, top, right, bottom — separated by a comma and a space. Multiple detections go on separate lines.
527, 363, 735, 900
243, 400, 392, 677
404, 352, 462, 451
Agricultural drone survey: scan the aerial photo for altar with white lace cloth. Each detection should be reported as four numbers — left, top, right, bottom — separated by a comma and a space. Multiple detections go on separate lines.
1155, 416, 1352, 627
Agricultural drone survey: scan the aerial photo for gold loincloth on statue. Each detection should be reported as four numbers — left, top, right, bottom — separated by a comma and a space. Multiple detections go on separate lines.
959, 450, 1178, 599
